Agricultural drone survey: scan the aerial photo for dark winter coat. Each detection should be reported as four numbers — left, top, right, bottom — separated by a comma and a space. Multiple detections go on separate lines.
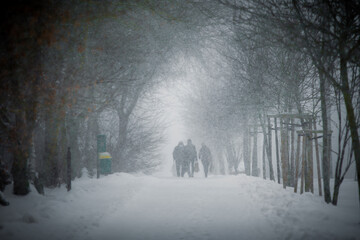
184, 143, 197, 163
173, 144, 185, 164
199, 145, 212, 166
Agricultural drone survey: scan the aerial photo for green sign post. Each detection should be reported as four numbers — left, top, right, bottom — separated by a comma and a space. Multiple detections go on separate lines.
97, 135, 106, 178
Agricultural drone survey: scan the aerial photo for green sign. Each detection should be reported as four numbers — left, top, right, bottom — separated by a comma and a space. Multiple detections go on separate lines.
100, 158, 111, 175
99, 153, 112, 175
97, 135, 106, 153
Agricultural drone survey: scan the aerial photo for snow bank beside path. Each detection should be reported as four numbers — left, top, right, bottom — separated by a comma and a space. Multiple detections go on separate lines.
0, 172, 359, 240
0, 172, 146, 240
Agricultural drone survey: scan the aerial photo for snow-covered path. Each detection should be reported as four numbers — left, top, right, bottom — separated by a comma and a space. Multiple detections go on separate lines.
92, 176, 274, 240
1, 172, 359, 240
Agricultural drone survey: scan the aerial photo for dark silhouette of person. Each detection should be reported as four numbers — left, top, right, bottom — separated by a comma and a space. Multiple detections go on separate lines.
184, 139, 197, 177
199, 143, 212, 178
173, 141, 185, 177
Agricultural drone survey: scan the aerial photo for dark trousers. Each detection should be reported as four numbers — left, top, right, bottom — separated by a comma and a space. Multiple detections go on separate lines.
175, 161, 181, 177
189, 161, 195, 177
181, 163, 189, 177
203, 163, 209, 178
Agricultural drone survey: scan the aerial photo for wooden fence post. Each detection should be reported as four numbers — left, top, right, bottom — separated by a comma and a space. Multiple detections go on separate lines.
267, 117, 274, 181
294, 134, 301, 193
252, 126, 258, 177
304, 122, 314, 193
301, 135, 305, 194
274, 117, 281, 184
290, 119, 295, 187
313, 120, 322, 196
280, 118, 288, 188
309, 127, 314, 193
263, 136, 266, 179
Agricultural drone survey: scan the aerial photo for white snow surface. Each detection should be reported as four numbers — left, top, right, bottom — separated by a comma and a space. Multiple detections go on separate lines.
1, 169, 359, 240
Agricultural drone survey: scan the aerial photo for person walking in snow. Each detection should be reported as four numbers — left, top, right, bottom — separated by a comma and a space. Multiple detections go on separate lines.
184, 139, 197, 177
199, 143, 212, 178
181, 145, 190, 178
173, 141, 185, 177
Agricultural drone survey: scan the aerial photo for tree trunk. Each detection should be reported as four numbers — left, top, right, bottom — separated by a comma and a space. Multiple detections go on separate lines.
259, 113, 274, 180
11, 112, 31, 195
43, 104, 61, 187
59, 110, 68, 183
67, 115, 81, 178
66, 147, 71, 191
319, 70, 332, 203
327, 102, 333, 179
339, 48, 360, 207
243, 119, 251, 176
252, 129, 258, 177
332, 179, 341, 206
116, 111, 129, 171
4, 1, 43, 196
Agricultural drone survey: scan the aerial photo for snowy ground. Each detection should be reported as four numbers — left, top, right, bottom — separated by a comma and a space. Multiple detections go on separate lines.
0, 169, 359, 240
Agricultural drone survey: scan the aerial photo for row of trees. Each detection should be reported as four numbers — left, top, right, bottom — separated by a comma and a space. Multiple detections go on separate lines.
0, 0, 202, 195
180, 0, 359, 205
